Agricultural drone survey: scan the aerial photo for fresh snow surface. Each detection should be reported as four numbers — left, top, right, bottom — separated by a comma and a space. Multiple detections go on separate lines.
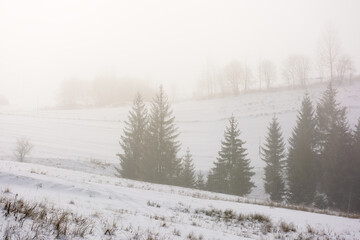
1, 160, 360, 239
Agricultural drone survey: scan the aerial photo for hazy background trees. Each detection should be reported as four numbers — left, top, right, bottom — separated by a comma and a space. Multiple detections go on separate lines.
201, 60, 217, 97
261, 60, 276, 89
224, 61, 243, 96
243, 62, 252, 92
56, 24, 358, 105
282, 55, 310, 87
194, 25, 357, 99
318, 26, 340, 82
58, 76, 155, 108
336, 55, 355, 82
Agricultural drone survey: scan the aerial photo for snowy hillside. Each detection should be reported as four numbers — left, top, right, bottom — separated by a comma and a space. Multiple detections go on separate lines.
1, 160, 359, 239
1, 81, 360, 200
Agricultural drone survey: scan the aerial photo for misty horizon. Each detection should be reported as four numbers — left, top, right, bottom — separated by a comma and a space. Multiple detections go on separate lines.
1, 0, 360, 109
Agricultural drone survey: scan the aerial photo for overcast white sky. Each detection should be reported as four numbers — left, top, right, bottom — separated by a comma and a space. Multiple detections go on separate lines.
0, 0, 359, 108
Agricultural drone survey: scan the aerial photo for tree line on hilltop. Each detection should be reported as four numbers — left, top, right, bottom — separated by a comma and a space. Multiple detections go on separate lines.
196, 26, 356, 98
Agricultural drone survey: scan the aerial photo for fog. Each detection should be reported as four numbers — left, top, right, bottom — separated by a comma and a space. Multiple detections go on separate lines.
0, 0, 359, 108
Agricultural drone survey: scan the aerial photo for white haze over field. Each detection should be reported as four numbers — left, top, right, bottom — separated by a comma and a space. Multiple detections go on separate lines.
0, 0, 360, 108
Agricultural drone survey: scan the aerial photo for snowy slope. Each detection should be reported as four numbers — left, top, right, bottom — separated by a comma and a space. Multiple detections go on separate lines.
1, 81, 360, 200
1, 160, 359, 239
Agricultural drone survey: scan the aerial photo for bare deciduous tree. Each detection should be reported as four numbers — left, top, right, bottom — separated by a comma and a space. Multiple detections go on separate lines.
261, 60, 276, 89
282, 57, 297, 87
14, 137, 33, 162
224, 61, 243, 95
282, 55, 310, 87
336, 55, 355, 82
315, 54, 326, 83
216, 70, 227, 96
257, 61, 263, 90
243, 62, 252, 92
59, 79, 89, 107
202, 60, 217, 97
318, 25, 340, 82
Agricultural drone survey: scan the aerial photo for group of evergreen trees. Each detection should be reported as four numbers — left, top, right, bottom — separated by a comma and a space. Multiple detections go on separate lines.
117, 84, 360, 213
117, 87, 255, 193
261, 84, 360, 212
116, 86, 197, 187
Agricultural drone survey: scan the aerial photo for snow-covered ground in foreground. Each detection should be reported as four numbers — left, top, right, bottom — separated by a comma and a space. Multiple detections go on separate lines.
1, 160, 359, 239
1, 81, 360, 199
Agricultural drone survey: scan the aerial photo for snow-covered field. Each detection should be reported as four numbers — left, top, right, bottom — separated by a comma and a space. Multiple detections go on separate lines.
1, 81, 360, 239
1, 160, 360, 239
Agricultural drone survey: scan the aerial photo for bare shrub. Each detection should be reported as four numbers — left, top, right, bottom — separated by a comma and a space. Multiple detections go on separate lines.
173, 228, 181, 236
147, 200, 160, 208
261, 221, 274, 234
279, 221, 297, 233
249, 213, 271, 223
187, 231, 203, 240
306, 224, 317, 234
103, 220, 118, 236
14, 137, 33, 162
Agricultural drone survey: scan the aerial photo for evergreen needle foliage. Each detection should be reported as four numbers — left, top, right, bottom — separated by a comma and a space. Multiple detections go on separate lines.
208, 115, 255, 196
287, 94, 317, 205
196, 172, 206, 190
349, 119, 360, 212
316, 84, 353, 210
262, 116, 286, 202
180, 148, 196, 188
116, 93, 147, 180
144, 86, 181, 184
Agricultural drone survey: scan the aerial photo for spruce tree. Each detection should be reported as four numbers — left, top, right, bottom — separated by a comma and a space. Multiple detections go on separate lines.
321, 117, 353, 210
208, 116, 255, 196
349, 118, 360, 212
316, 84, 353, 210
287, 94, 317, 205
180, 148, 196, 188
207, 159, 228, 193
144, 86, 181, 184
316, 83, 346, 152
196, 172, 205, 190
116, 93, 147, 180
261, 116, 286, 202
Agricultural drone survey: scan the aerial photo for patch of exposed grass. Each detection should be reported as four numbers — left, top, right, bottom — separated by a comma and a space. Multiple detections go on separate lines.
0, 192, 93, 239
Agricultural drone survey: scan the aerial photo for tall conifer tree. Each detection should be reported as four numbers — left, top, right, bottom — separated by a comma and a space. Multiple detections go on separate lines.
180, 148, 196, 188
208, 116, 254, 196
196, 172, 206, 190
316, 83, 346, 152
116, 93, 147, 180
316, 84, 353, 209
144, 86, 181, 184
261, 116, 286, 202
349, 119, 360, 212
287, 94, 317, 204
